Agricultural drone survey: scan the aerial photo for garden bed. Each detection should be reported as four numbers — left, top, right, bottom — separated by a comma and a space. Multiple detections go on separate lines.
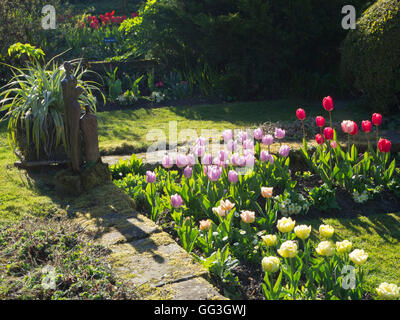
108, 102, 400, 300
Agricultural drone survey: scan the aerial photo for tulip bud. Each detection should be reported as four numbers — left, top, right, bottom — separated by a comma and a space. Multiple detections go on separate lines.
372, 113, 382, 126
362, 120, 372, 133
322, 96, 334, 111
296, 108, 306, 121
315, 116, 325, 128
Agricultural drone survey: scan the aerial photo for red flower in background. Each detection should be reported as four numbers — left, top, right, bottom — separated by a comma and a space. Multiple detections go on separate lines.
322, 96, 334, 111
315, 116, 325, 128
362, 120, 372, 133
323, 127, 334, 141
372, 113, 382, 126
315, 134, 325, 145
131, 12, 139, 18
296, 108, 306, 121
378, 138, 391, 153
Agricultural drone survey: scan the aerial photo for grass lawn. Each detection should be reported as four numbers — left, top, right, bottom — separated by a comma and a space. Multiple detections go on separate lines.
97, 99, 371, 154
0, 99, 398, 299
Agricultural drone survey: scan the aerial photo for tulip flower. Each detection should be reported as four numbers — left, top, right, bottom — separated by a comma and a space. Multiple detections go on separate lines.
296, 108, 306, 139
228, 170, 239, 184
296, 108, 306, 120
243, 139, 254, 150
315, 116, 325, 128
196, 136, 207, 146
222, 129, 234, 142
146, 171, 156, 183
322, 96, 334, 111
226, 139, 238, 152
183, 166, 192, 178
372, 113, 383, 143
350, 122, 358, 136
378, 138, 391, 153
237, 131, 248, 143
171, 194, 183, 209
207, 166, 222, 181
372, 113, 382, 126
199, 219, 212, 232
261, 187, 273, 199
202, 153, 213, 165
193, 145, 205, 157
323, 127, 334, 141
362, 120, 372, 133
162, 155, 174, 168
323, 96, 334, 127
176, 154, 188, 168
262, 134, 274, 145
260, 151, 274, 164
274, 128, 286, 140
330, 140, 337, 149
240, 210, 255, 224
253, 128, 264, 140
315, 133, 325, 145
362, 120, 372, 150
279, 145, 290, 157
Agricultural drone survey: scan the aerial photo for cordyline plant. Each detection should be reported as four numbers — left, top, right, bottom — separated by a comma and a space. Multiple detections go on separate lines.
0, 44, 104, 159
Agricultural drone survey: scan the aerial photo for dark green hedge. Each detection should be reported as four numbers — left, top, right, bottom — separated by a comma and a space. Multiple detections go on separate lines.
341, 0, 400, 113
122, 0, 374, 99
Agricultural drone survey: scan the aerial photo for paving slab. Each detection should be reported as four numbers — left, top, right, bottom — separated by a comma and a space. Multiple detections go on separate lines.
107, 232, 209, 288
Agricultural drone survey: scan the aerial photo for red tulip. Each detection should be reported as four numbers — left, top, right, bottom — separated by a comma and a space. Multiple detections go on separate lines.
349, 121, 358, 136
362, 120, 372, 133
378, 138, 391, 153
323, 96, 334, 111
87, 16, 93, 22
131, 12, 139, 18
372, 113, 382, 126
323, 127, 334, 141
315, 133, 325, 145
315, 116, 325, 128
296, 108, 306, 121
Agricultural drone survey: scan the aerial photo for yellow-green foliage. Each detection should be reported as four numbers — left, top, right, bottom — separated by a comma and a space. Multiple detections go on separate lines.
341, 0, 400, 113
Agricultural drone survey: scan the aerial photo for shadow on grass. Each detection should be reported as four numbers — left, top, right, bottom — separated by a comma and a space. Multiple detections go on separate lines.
23, 166, 165, 264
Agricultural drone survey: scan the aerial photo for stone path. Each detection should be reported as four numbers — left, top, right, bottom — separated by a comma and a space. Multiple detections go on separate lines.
74, 200, 225, 300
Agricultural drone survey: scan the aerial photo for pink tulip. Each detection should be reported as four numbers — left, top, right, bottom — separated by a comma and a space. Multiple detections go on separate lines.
146, 171, 156, 183
207, 166, 222, 181
279, 145, 290, 157
253, 128, 264, 140
262, 135, 274, 145
222, 129, 234, 142
193, 145, 205, 157
202, 153, 213, 165
228, 170, 239, 184
274, 128, 286, 140
171, 194, 183, 208
176, 154, 188, 168
162, 155, 174, 168
183, 166, 192, 178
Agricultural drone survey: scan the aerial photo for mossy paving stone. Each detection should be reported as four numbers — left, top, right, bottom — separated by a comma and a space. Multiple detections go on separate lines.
144, 277, 226, 300
107, 232, 210, 289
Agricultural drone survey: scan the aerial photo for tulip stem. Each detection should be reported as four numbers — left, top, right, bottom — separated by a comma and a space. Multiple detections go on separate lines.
347, 134, 350, 155
329, 111, 332, 128
301, 121, 306, 140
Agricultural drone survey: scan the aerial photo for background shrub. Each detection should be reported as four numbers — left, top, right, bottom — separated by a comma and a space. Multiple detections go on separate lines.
341, 0, 400, 113
121, 0, 374, 100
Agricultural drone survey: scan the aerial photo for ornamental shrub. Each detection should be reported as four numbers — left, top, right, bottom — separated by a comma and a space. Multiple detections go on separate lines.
341, 0, 400, 113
